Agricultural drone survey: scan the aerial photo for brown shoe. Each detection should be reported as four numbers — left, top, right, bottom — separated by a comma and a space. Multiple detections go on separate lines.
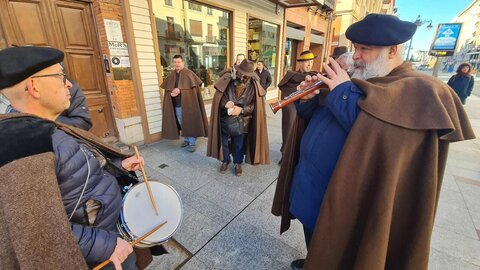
220, 162, 230, 174
235, 164, 242, 176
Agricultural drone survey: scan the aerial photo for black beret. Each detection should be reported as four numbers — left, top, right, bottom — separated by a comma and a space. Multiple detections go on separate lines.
0, 46, 64, 89
346, 13, 417, 46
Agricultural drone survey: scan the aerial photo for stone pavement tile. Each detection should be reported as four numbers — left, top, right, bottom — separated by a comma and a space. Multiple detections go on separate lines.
194, 217, 301, 270
195, 179, 254, 214
147, 240, 189, 270
428, 248, 480, 270
430, 227, 480, 266
138, 145, 177, 166
214, 170, 274, 198
457, 182, 480, 233
154, 160, 214, 191
144, 169, 194, 201
174, 202, 224, 254
177, 155, 220, 177
179, 257, 211, 270
445, 165, 480, 182
441, 174, 460, 192
238, 183, 309, 254
435, 188, 478, 239
183, 191, 235, 226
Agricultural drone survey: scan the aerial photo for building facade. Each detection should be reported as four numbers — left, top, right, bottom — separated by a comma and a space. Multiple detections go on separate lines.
331, 0, 394, 51
451, 0, 480, 71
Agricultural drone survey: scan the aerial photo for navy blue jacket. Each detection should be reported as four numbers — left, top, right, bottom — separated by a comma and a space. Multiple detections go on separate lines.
52, 129, 122, 264
289, 81, 364, 231
447, 73, 474, 104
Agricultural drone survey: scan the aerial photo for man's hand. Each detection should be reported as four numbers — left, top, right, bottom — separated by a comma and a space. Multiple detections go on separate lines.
121, 155, 144, 171
225, 101, 234, 109
170, 88, 180, 97
298, 75, 321, 100
109, 238, 133, 270
317, 57, 351, 90
230, 106, 242, 116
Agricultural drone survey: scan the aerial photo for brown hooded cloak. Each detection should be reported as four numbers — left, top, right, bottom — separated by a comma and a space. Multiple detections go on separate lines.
207, 73, 270, 165
278, 70, 318, 153
161, 68, 209, 139
272, 63, 475, 269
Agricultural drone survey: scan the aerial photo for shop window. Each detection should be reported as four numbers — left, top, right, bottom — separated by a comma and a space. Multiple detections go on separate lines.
164, 0, 172, 6
190, 20, 202, 37
154, 1, 231, 101
248, 18, 279, 85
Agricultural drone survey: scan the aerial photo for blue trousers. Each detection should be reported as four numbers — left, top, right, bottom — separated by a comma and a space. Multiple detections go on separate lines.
175, 106, 196, 145
221, 132, 245, 164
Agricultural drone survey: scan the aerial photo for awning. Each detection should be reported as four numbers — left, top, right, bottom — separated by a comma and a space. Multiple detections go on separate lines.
286, 26, 305, 41
310, 33, 324, 44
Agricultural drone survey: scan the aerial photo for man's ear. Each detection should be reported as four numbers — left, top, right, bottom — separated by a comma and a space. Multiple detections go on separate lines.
388, 45, 399, 59
25, 79, 40, 99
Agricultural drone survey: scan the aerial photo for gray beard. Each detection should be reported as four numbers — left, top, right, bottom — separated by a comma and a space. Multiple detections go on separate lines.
351, 50, 390, 80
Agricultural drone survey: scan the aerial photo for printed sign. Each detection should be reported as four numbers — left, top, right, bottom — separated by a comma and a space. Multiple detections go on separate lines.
430, 23, 462, 56
107, 41, 129, 56
104, 19, 123, 42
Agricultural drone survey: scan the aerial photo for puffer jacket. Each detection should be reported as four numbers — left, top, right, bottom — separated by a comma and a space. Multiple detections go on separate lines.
52, 128, 122, 264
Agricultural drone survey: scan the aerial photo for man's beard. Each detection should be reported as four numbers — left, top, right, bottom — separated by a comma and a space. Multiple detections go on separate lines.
351, 49, 390, 80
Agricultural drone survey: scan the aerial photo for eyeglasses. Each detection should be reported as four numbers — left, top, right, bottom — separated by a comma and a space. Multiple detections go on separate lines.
31, 72, 67, 84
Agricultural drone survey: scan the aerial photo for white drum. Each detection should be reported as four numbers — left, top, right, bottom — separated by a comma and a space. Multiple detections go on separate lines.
117, 181, 183, 247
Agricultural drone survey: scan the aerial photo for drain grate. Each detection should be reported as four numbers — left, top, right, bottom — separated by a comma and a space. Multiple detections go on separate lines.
158, 163, 169, 169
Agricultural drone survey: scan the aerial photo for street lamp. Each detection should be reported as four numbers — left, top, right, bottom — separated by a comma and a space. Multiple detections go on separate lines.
405, 15, 433, 62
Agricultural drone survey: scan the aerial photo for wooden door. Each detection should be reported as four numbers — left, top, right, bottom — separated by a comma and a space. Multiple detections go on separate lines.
0, 0, 117, 139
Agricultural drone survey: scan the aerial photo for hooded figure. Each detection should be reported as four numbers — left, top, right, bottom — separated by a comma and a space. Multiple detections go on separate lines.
272, 13, 475, 270
207, 59, 269, 176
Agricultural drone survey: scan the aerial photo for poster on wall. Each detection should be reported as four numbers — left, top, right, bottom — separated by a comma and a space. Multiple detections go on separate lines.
107, 41, 131, 80
430, 23, 462, 57
104, 19, 123, 42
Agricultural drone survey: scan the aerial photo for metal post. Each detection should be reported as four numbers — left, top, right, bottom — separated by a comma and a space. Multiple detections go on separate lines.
405, 37, 414, 61
432, 56, 442, 77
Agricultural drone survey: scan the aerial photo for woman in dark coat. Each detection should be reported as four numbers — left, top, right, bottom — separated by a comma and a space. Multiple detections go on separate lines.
447, 62, 475, 105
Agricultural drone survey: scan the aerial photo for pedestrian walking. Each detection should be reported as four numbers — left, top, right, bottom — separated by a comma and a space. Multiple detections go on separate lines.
447, 62, 475, 105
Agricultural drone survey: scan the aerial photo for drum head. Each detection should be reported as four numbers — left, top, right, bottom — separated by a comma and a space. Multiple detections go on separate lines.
122, 181, 182, 244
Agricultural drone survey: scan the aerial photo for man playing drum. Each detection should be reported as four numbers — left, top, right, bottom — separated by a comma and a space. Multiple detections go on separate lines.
0, 46, 154, 269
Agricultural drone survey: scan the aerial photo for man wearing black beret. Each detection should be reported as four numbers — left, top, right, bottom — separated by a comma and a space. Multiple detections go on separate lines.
0, 46, 157, 269
273, 14, 475, 270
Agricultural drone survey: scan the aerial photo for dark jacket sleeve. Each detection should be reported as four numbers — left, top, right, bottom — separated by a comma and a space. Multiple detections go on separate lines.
242, 85, 256, 117
57, 82, 93, 131
71, 223, 117, 264
447, 75, 455, 86
295, 96, 320, 120
266, 71, 272, 89
467, 75, 474, 96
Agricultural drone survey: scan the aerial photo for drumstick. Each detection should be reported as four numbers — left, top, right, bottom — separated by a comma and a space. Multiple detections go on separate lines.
93, 221, 168, 270
133, 146, 159, 216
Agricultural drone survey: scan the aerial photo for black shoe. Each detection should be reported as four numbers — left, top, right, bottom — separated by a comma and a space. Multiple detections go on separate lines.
290, 259, 305, 270
235, 164, 242, 176
220, 162, 230, 174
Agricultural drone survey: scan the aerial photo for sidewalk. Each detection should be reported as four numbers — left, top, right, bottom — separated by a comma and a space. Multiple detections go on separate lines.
139, 90, 480, 269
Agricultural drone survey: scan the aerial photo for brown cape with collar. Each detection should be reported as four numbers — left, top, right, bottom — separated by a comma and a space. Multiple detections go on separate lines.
0, 115, 87, 269
0, 114, 157, 270
207, 73, 270, 165
161, 68, 209, 139
277, 70, 318, 153
272, 63, 475, 269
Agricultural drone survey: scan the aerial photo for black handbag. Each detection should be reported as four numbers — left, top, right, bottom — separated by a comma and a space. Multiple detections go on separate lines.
221, 115, 244, 136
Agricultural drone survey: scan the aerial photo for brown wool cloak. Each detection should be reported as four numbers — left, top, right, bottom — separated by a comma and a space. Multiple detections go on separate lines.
207, 73, 270, 165
161, 68, 209, 139
272, 63, 475, 270
0, 115, 88, 270
278, 70, 318, 153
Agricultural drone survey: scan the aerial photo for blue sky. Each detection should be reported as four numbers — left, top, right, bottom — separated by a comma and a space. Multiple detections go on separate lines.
395, 0, 473, 51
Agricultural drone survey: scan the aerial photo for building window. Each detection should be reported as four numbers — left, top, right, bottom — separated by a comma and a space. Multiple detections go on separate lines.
164, 0, 172, 6
190, 20, 202, 37
154, 1, 231, 100
248, 18, 279, 85
188, 2, 202, 12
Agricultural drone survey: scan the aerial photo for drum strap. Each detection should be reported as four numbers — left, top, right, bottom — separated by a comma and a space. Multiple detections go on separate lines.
68, 146, 91, 221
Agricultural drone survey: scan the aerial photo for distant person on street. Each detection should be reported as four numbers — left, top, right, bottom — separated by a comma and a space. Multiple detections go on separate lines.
254, 60, 272, 90
448, 62, 475, 105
